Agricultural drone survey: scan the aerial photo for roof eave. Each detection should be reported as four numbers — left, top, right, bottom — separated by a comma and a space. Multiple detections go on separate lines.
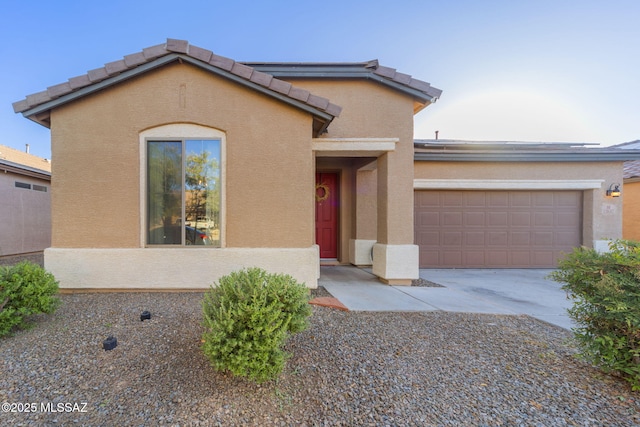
19, 53, 338, 134
414, 150, 640, 162
0, 159, 51, 180
248, 63, 441, 105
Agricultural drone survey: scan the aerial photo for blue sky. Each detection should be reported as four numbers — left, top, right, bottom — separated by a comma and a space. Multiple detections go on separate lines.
2, 0, 638, 159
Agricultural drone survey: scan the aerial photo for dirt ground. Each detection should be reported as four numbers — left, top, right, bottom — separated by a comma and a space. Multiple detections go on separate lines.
0, 251, 44, 267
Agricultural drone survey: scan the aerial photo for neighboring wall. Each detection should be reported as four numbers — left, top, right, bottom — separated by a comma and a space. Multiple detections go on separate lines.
414, 161, 624, 248
0, 171, 51, 256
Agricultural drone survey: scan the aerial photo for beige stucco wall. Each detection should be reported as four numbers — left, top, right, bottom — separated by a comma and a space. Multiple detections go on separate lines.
414, 161, 624, 247
623, 180, 640, 241
299, 80, 417, 257
50, 62, 313, 249
0, 172, 51, 256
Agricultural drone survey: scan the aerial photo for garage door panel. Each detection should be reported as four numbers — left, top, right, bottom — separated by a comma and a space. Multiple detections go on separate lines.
465, 211, 485, 226
511, 251, 531, 265
466, 192, 487, 207
418, 231, 440, 245
415, 190, 582, 268
556, 192, 581, 207
465, 231, 485, 245
533, 231, 554, 246
533, 192, 555, 207
465, 251, 486, 266
557, 212, 577, 226
555, 231, 578, 245
443, 212, 463, 226
488, 231, 508, 246
511, 212, 531, 227
489, 192, 509, 207
488, 251, 509, 266
419, 212, 440, 226
443, 231, 462, 245
511, 231, 531, 246
487, 212, 508, 227
511, 193, 532, 207
533, 212, 554, 226
442, 193, 463, 207
443, 251, 462, 265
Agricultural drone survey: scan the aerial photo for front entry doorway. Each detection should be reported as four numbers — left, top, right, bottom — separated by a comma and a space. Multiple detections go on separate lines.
315, 172, 339, 259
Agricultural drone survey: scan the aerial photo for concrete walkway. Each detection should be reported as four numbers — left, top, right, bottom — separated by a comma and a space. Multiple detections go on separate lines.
318, 266, 573, 330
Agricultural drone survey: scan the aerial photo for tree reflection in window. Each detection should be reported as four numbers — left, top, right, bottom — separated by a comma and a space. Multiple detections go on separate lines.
147, 139, 220, 246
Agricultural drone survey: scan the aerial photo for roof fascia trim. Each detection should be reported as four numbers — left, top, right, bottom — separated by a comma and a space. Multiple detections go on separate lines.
252, 66, 436, 103
414, 179, 604, 190
0, 160, 51, 180
20, 53, 335, 127
414, 151, 640, 162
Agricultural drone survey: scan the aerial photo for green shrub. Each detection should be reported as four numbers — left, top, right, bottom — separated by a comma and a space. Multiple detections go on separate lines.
549, 240, 640, 390
201, 267, 311, 383
0, 261, 60, 337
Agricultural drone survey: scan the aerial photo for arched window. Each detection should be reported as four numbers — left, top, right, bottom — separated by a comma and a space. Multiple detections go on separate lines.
141, 124, 224, 247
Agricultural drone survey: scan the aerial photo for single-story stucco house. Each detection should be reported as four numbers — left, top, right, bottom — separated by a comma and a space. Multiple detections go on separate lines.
0, 144, 51, 259
12, 39, 640, 290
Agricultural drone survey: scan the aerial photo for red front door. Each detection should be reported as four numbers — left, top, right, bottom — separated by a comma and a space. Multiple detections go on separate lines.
315, 172, 338, 258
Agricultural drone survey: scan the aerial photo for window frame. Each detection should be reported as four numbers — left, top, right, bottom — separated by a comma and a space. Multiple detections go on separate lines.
140, 124, 225, 248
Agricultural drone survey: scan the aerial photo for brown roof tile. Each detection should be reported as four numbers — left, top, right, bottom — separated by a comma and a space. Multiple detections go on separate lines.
249, 70, 273, 87
87, 67, 109, 82
68, 74, 91, 90
307, 94, 329, 110
47, 82, 72, 99
104, 59, 128, 75
188, 45, 213, 63
373, 65, 397, 79
166, 38, 188, 53
268, 78, 292, 96
230, 62, 253, 80
11, 99, 29, 113
123, 51, 147, 67
209, 53, 234, 71
288, 87, 310, 103
142, 44, 169, 60
25, 91, 50, 106
624, 160, 640, 178
13, 39, 342, 127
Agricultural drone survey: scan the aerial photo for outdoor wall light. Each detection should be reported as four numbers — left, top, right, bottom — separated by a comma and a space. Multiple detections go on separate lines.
606, 183, 621, 197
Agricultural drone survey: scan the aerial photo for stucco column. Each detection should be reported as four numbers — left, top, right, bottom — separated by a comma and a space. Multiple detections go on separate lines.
372, 152, 418, 284
349, 167, 377, 265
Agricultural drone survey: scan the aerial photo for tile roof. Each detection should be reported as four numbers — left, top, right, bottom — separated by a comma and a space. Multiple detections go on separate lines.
13, 39, 343, 134
623, 160, 640, 179
247, 59, 442, 106
0, 144, 51, 178
414, 139, 640, 162
611, 141, 640, 178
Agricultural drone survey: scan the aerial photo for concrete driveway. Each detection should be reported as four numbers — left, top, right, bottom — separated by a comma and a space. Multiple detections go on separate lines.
319, 267, 573, 330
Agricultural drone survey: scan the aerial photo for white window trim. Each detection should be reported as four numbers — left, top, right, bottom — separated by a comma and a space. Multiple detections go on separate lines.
140, 123, 226, 247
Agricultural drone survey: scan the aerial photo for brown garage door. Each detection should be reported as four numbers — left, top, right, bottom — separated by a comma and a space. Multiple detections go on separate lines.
414, 190, 582, 268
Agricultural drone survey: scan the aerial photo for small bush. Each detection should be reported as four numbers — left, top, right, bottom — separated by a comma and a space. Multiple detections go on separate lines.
549, 240, 640, 390
201, 267, 311, 383
0, 261, 60, 337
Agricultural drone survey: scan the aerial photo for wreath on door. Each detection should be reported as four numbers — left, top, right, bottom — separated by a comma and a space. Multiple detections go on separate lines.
315, 183, 330, 203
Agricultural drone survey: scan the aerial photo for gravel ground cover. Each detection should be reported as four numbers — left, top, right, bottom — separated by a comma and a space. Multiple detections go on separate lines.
1, 289, 639, 426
